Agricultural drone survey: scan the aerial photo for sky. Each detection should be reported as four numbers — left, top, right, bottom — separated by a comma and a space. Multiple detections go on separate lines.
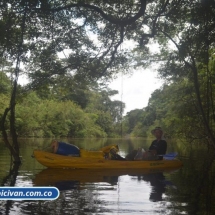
108, 67, 163, 115
105, 39, 164, 115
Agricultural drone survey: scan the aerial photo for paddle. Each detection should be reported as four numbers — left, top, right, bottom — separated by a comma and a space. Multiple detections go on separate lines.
159, 152, 178, 160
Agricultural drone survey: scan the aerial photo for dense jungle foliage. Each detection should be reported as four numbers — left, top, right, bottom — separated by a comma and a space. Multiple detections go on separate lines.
0, 71, 124, 137
0, 0, 215, 161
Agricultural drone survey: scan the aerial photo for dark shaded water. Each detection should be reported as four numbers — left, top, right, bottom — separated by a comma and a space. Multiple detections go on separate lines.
0, 138, 215, 215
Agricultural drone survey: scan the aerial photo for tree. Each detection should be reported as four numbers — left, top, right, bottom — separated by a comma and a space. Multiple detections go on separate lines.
154, 0, 215, 146
129, 0, 215, 145
125, 109, 143, 133
85, 88, 125, 136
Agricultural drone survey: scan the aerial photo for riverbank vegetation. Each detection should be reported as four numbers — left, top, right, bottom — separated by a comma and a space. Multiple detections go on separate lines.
0, 72, 124, 138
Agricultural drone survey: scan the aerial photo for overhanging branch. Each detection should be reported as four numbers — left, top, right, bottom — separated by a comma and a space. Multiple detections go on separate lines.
140, 0, 170, 43
99, 25, 125, 78
39, 0, 147, 26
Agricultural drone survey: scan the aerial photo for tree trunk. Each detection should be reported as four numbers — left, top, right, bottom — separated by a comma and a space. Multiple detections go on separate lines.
1, 106, 21, 163
9, 79, 20, 162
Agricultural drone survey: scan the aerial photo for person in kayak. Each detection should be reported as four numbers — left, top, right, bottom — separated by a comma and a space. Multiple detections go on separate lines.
146, 127, 167, 160
126, 127, 167, 160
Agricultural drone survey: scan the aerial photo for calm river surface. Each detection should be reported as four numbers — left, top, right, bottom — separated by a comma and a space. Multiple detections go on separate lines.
0, 138, 215, 215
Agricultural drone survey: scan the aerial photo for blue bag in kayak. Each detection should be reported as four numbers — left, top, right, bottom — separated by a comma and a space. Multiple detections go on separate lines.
56, 142, 80, 156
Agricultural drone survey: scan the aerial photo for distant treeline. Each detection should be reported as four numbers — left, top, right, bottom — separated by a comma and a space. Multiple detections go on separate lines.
0, 72, 124, 138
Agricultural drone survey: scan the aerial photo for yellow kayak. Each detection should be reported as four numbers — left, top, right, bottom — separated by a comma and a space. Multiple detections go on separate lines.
33, 148, 183, 170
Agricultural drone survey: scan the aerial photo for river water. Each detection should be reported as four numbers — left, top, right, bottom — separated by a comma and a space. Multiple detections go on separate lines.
0, 138, 215, 215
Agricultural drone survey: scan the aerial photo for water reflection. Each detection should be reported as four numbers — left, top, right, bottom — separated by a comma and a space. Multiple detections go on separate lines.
31, 168, 179, 214
34, 168, 177, 186
1, 138, 215, 214
139, 172, 167, 202
33, 168, 177, 200
1, 163, 21, 215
